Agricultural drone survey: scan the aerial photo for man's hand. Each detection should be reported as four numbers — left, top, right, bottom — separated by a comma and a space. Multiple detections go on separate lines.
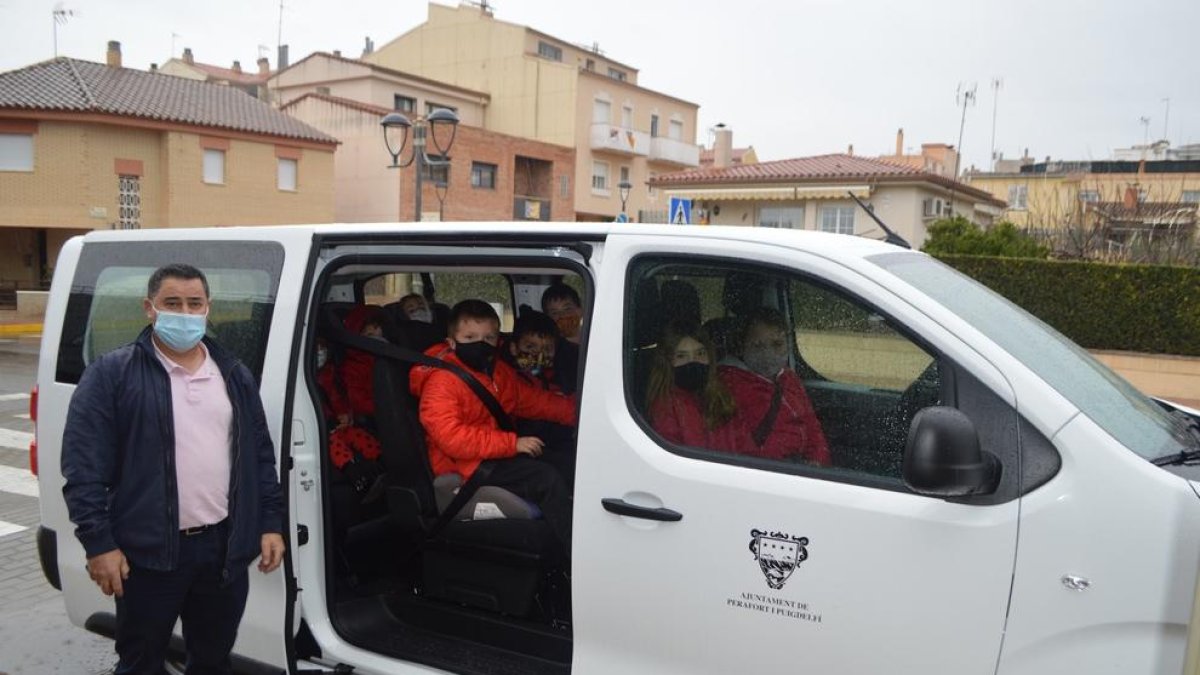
258, 533, 285, 573
87, 549, 129, 598
515, 436, 544, 457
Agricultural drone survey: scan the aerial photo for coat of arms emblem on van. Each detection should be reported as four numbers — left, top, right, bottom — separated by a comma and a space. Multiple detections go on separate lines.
749, 529, 809, 590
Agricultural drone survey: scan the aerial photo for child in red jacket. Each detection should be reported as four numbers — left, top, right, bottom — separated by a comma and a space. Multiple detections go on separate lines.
646, 320, 755, 454
410, 300, 576, 554
339, 304, 387, 420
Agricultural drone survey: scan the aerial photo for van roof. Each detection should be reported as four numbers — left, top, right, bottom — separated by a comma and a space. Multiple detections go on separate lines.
78, 222, 906, 259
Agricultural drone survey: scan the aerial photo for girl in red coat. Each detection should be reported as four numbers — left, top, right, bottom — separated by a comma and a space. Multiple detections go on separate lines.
339, 304, 387, 419
645, 321, 754, 454
718, 308, 830, 465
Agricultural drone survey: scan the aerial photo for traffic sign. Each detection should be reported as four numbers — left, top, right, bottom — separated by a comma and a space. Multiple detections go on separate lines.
669, 197, 692, 225
614, 212, 629, 223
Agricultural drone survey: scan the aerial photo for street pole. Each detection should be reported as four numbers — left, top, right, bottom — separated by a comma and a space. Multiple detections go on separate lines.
413, 124, 426, 221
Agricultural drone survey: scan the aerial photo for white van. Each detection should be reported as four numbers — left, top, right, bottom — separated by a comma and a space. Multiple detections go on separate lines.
30, 223, 1200, 674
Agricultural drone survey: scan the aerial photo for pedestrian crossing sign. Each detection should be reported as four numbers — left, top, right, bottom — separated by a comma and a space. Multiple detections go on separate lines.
669, 197, 692, 225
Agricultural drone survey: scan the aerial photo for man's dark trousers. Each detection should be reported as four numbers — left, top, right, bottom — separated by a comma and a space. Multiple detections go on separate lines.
114, 521, 249, 675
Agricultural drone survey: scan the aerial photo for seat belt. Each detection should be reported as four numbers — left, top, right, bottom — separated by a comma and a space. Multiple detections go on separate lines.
424, 461, 497, 538
752, 378, 785, 448
332, 329, 514, 432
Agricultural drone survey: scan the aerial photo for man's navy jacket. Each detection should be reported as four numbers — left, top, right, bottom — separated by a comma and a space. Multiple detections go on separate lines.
62, 326, 284, 574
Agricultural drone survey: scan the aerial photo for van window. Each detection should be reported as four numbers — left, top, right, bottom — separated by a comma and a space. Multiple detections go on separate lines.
430, 272, 515, 330
626, 256, 940, 485
56, 241, 285, 384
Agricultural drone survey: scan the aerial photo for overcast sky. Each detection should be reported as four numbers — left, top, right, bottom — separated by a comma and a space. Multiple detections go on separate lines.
3, 0, 1197, 170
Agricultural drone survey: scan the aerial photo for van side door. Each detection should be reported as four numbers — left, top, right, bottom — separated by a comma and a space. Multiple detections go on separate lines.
572, 234, 1021, 674
37, 230, 310, 670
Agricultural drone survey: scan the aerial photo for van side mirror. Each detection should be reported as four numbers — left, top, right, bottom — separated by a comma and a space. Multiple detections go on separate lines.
902, 407, 1000, 497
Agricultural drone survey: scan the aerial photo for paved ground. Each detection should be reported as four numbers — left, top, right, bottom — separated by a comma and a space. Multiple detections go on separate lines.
0, 336, 115, 674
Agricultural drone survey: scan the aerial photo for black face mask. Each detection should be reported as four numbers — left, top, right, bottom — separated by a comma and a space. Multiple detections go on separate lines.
455, 340, 496, 374
673, 362, 708, 392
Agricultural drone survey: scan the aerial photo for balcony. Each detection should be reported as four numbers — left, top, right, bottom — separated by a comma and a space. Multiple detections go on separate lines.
590, 123, 649, 156
649, 136, 701, 167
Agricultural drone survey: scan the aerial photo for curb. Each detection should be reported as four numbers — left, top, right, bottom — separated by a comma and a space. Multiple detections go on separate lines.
0, 323, 42, 336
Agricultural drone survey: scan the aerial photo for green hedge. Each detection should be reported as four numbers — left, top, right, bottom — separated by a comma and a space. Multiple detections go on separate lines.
935, 255, 1200, 357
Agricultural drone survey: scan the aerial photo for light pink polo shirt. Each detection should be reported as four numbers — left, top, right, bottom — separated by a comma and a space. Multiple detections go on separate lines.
154, 342, 233, 529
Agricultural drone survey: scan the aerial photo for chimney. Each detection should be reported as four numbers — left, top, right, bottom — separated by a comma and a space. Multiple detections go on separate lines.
895, 128, 904, 156
713, 123, 733, 169
183, 48, 194, 65
106, 41, 122, 68
362, 36, 374, 57
257, 57, 269, 75
847, 143, 855, 156
277, 44, 289, 70
150, 63, 158, 73
231, 60, 242, 74
1123, 186, 1138, 209
333, 50, 342, 58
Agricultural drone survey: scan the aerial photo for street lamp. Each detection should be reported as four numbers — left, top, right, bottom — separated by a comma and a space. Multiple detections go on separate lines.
618, 179, 632, 219
381, 107, 460, 221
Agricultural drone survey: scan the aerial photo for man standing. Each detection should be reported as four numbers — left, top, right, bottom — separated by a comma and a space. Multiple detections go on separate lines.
62, 263, 285, 674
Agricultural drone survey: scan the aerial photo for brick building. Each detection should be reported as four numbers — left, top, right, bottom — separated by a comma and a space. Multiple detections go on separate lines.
0, 42, 337, 286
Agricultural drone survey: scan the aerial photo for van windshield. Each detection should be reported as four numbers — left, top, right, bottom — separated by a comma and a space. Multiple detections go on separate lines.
870, 252, 1188, 461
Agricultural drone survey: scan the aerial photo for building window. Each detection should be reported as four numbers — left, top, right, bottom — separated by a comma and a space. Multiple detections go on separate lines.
316, 86, 331, 96
1183, 190, 1200, 204
426, 102, 457, 116
1007, 185, 1028, 210
592, 161, 609, 192
760, 206, 805, 229
608, 67, 626, 82
650, 115, 659, 138
537, 41, 563, 62
1137, 189, 1148, 203
426, 154, 449, 186
1078, 190, 1100, 203
118, 176, 140, 229
593, 99, 611, 124
394, 95, 416, 113
559, 174, 570, 199
203, 148, 225, 184
619, 165, 630, 186
819, 206, 855, 235
621, 105, 633, 129
277, 158, 297, 191
647, 172, 657, 198
0, 133, 34, 171
585, 58, 595, 71
668, 119, 683, 141
471, 161, 497, 189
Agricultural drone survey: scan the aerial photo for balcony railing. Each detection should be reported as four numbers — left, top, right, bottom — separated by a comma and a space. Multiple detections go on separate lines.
649, 136, 700, 167
590, 123, 649, 156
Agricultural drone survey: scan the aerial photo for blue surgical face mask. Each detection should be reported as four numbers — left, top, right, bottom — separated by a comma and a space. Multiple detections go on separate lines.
152, 304, 208, 352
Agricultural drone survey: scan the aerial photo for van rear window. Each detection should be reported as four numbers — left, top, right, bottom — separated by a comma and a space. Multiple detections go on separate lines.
56, 241, 285, 384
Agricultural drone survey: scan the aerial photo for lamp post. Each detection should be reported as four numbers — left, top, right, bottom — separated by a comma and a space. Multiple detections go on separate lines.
381, 107, 460, 222
618, 179, 632, 221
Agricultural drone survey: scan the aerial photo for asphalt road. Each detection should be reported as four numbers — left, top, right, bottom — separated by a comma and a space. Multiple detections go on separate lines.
0, 337, 115, 674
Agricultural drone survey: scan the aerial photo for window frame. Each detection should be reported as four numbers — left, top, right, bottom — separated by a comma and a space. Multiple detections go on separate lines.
592, 98, 611, 125
649, 114, 660, 138
277, 157, 298, 192
536, 41, 563, 62
470, 161, 497, 190
202, 148, 225, 185
591, 160, 610, 194
621, 252, 956, 494
425, 102, 458, 117
1182, 190, 1200, 204
759, 206, 805, 229
1007, 185, 1028, 210
818, 205, 855, 234
0, 132, 34, 172
394, 94, 416, 113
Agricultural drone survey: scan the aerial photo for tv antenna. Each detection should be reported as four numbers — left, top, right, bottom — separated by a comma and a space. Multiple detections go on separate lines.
52, 4, 76, 57
948, 82, 977, 217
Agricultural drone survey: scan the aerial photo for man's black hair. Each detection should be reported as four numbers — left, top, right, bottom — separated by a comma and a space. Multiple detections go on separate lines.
513, 308, 558, 339
147, 263, 209, 299
449, 299, 500, 328
541, 283, 581, 310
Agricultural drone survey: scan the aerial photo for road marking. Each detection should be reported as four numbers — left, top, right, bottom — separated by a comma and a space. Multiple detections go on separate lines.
0, 520, 28, 538
0, 393, 31, 402
0, 464, 38, 497
0, 427, 33, 451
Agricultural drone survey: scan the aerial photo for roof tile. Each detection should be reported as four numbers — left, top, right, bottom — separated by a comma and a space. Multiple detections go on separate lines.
0, 58, 336, 144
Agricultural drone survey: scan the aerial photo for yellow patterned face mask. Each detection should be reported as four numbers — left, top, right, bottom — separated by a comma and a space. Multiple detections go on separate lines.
515, 351, 552, 376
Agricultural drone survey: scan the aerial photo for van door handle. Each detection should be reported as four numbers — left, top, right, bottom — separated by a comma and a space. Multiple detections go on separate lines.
601, 498, 683, 522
